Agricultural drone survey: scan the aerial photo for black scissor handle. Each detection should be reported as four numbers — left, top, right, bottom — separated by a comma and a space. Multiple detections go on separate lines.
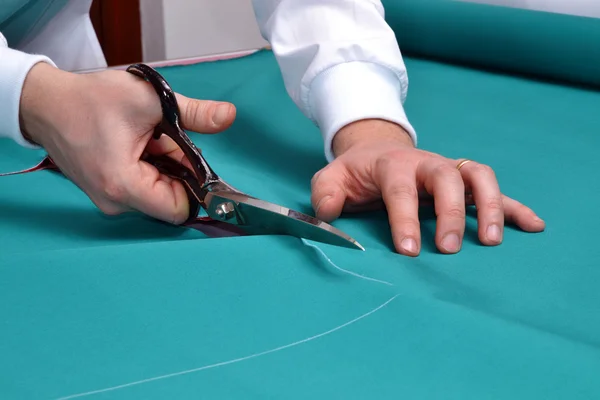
126, 63, 221, 190
126, 63, 180, 132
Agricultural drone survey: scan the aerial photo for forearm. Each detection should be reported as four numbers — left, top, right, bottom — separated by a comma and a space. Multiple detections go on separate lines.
251, 0, 417, 161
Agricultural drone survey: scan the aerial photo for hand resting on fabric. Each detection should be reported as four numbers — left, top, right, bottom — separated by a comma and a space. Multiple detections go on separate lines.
19, 62, 236, 225
311, 119, 546, 256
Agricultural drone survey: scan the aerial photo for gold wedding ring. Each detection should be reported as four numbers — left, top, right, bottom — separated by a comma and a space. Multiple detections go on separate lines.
456, 159, 473, 171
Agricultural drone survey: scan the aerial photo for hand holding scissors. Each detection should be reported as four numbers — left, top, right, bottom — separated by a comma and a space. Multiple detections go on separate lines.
16, 61, 363, 250
126, 64, 363, 250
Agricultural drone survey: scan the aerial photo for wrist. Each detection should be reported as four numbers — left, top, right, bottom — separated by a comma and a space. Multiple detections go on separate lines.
308, 61, 417, 162
19, 62, 75, 147
332, 118, 415, 157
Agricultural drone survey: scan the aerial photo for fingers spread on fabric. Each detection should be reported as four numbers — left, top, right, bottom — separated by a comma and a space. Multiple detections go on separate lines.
376, 160, 421, 257
311, 165, 347, 222
175, 94, 236, 133
458, 161, 505, 246
419, 161, 466, 254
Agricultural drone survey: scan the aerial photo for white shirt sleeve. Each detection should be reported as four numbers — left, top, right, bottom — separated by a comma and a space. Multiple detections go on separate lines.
251, 0, 417, 161
0, 32, 53, 149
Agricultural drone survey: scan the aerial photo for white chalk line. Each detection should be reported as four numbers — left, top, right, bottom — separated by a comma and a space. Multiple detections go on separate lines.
56, 294, 399, 399
301, 239, 394, 287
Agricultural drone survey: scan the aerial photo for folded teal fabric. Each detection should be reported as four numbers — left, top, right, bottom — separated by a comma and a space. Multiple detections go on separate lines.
383, 0, 600, 88
0, 0, 69, 46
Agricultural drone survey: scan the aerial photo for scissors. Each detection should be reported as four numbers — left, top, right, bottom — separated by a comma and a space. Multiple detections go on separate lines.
126, 63, 364, 251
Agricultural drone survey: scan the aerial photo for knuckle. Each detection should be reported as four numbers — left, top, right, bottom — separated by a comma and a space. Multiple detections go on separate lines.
474, 163, 496, 177
102, 179, 128, 204
444, 206, 466, 219
387, 183, 418, 200
311, 172, 336, 196
374, 149, 405, 171
434, 163, 459, 177
311, 169, 326, 187
430, 164, 463, 189
486, 196, 504, 211
183, 99, 215, 127
183, 100, 200, 124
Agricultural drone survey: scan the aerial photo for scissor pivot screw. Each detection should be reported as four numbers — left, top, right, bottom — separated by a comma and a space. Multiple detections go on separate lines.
215, 202, 235, 220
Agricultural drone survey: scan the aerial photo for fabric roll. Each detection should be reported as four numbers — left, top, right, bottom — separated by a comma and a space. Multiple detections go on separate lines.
382, 0, 600, 88
0, 0, 69, 47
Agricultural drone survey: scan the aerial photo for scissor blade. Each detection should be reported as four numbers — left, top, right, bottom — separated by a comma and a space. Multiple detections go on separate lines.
205, 192, 364, 251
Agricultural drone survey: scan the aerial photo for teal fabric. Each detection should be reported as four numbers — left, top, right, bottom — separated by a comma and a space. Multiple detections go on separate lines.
2, 3, 600, 398
383, 0, 600, 88
0, 0, 33, 26
0, 0, 68, 47
1, 49, 600, 399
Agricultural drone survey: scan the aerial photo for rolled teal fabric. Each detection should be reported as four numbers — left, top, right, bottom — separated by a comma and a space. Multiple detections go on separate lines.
0, 0, 33, 26
0, 0, 69, 47
382, 0, 600, 88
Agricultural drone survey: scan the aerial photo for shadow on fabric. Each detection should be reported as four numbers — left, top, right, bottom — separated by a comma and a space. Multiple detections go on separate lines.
0, 198, 191, 242
206, 108, 328, 190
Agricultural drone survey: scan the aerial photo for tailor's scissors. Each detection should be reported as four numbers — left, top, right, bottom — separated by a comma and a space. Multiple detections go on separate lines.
126, 63, 364, 251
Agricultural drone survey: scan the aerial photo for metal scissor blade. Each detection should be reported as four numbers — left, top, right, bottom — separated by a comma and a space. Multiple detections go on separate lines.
205, 191, 365, 251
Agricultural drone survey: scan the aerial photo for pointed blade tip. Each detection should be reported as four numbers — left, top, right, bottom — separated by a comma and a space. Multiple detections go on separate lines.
352, 240, 366, 251
340, 237, 365, 251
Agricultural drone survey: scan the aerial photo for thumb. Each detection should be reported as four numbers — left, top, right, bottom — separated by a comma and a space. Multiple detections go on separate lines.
176, 93, 236, 133
311, 163, 348, 222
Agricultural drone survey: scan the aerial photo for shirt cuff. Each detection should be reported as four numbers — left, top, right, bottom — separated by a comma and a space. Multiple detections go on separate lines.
308, 61, 417, 162
0, 46, 56, 149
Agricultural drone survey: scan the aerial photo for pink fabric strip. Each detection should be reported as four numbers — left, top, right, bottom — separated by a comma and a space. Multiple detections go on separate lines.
75, 48, 268, 74
0, 156, 57, 177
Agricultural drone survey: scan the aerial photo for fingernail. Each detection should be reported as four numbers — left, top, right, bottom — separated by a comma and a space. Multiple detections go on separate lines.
316, 195, 332, 215
212, 103, 231, 126
401, 238, 418, 254
486, 224, 501, 243
441, 233, 460, 253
